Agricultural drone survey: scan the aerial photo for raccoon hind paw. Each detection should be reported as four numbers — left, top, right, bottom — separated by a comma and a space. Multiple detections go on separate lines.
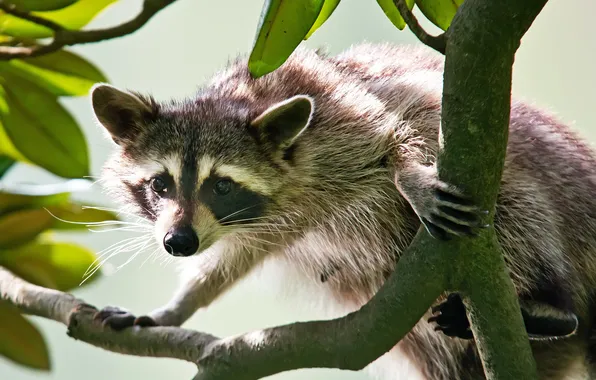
428, 293, 473, 340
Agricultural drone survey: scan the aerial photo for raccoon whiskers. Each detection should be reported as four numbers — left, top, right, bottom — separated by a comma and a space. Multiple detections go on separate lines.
158, 253, 176, 267
219, 214, 281, 225
225, 232, 271, 253
83, 220, 150, 227
233, 239, 269, 254
44, 207, 153, 235
82, 205, 156, 221
233, 223, 293, 230
217, 204, 263, 224
140, 244, 165, 267
232, 225, 302, 239
88, 225, 153, 234
239, 233, 284, 248
116, 237, 155, 271
82, 175, 104, 187
83, 234, 151, 279
81, 233, 153, 284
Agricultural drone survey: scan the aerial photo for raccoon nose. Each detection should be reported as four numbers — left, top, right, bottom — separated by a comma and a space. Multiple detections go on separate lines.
163, 226, 199, 257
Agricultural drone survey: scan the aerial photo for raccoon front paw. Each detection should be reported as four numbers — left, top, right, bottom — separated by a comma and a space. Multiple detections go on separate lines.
420, 182, 489, 240
94, 306, 158, 331
428, 293, 473, 340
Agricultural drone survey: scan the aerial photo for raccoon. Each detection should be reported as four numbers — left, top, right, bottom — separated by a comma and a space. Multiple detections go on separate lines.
91, 43, 596, 380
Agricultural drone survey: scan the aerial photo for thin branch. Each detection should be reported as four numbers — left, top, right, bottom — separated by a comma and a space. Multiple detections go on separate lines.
0, 0, 178, 60
0, 2, 64, 31
0, 266, 216, 362
394, 0, 446, 55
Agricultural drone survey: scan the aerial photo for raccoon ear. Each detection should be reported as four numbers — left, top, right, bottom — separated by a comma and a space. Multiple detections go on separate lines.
251, 95, 314, 150
91, 84, 157, 145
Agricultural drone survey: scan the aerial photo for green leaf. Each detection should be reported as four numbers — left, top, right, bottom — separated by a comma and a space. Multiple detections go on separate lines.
0, 179, 92, 215
376, 0, 415, 30
0, 49, 107, 97
0, 156, 14, 179
0, 76, 90, 178
23, 49, 107, 84
0, 241, 100, 291
0, 178, 90, 197
0, 301, 50, 370
0, 181, 117, 229
0, 208, 54, 248
0, 119, 30, 164
0, 189, 70, 216
47, 203, 118, 230
304, 0, 340, 40
249, 0, 325, 77
0, 0, 117, 38
415, 0, 460, 31
0, 92, 29, 164
6, 0, 79, 12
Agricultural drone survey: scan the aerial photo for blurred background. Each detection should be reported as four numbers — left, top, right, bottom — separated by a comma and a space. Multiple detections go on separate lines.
1, 0, 595, 379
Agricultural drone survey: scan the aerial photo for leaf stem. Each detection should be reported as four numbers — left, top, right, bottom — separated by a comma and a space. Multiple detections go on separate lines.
0, 0, 178, 60
393, 0, 446, 54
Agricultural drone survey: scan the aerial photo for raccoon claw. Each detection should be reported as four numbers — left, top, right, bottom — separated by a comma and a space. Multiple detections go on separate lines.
421, 217, 451, 240
94, 306, 157, 330
422, 185, 488, 240
134, 315, 159, 327
428, 293, 474, 340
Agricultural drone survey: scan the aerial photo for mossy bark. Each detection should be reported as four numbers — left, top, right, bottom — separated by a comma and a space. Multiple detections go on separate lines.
439, 0, 548, 378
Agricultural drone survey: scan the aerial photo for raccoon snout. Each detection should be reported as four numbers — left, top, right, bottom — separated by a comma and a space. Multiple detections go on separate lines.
163, 226, 199, 257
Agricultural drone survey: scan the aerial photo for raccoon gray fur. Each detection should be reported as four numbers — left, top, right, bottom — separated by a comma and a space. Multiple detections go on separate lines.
91, 43, 596, 380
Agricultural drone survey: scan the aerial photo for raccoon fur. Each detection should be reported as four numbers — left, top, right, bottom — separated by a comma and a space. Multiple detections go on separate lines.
91, 43, 596, 380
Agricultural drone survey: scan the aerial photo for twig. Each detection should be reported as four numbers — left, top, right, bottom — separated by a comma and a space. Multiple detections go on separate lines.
0, 2, 64, 31
394, 0, 446, 55
0, 0, 178, 60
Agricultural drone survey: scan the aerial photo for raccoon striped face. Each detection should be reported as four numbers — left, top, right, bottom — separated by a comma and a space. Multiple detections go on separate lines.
113, 155, 275, 256
141, 162, 271, 225
92, 84, 313, 256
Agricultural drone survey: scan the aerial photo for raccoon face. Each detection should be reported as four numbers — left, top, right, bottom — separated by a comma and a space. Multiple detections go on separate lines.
91, 84, 313, 257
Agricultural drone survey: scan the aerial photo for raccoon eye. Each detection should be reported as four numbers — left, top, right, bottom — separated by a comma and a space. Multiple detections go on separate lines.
150, 176, 167, 195
214, 178, 232, 195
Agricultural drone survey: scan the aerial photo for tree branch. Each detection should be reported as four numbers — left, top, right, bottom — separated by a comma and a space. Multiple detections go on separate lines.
394, 0, 446, 54
0, 266, 216, 362
0, 0, 178, 60
0, 2, 64, 31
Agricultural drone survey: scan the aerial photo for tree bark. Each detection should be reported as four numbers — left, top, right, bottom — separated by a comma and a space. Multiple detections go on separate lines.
440, 0, 548, 378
